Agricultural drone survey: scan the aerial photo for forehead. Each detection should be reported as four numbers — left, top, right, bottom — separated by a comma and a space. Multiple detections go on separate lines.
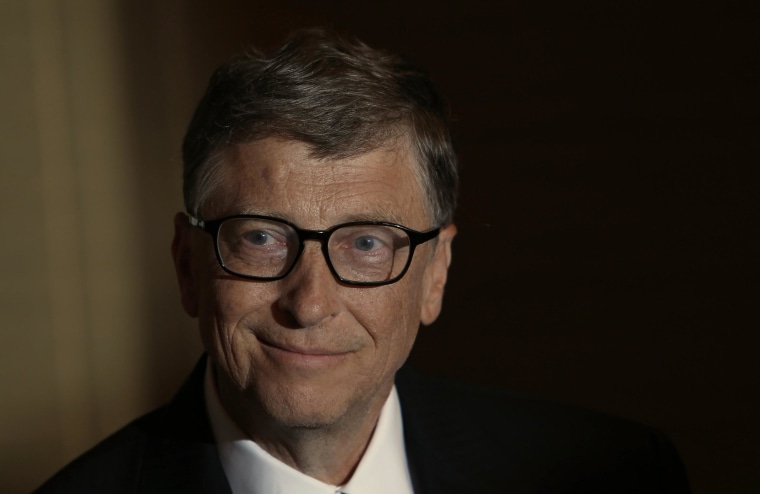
209, 138, 430, 228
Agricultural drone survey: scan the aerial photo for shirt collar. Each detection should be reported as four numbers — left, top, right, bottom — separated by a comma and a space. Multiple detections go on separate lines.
204, 361, 414, 494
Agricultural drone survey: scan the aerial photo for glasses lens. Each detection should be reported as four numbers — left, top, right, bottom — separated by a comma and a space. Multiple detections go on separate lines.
216, 218, 299, 278
328, 225, 411, 283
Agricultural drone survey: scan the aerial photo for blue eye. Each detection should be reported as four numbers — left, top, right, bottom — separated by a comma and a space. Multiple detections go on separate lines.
246, 231, 271, 245
354, 236, 377, 251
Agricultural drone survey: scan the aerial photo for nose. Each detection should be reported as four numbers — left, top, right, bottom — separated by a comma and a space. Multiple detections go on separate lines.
275, 242, 340, 328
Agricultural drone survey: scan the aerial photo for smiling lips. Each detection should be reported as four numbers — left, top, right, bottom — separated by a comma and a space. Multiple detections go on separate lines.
257, 336, 351, 368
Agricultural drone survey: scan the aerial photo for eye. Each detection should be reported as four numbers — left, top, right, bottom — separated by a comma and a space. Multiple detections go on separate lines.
353, 235, 382, 251
244, 230, 276, 246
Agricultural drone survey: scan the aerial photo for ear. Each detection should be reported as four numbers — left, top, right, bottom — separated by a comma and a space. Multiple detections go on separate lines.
420, 223, 457, 325
171, 212, 199, 317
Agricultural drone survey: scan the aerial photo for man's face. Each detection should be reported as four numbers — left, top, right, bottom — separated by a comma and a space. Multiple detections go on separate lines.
173, 137, 455, 432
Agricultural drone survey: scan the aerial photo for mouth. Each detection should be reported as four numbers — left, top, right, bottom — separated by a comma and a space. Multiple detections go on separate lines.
257, 336, 351, 369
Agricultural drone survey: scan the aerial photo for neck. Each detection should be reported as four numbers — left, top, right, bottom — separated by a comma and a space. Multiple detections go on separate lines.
215, 370, 391, 485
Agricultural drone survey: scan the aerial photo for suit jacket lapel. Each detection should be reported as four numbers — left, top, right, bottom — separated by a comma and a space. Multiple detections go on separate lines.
396, 365, 479, 494
131, 359, 486, 493
136, 357, 232, 494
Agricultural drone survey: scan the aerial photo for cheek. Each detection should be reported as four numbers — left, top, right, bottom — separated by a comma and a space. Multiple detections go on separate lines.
196, 280, 237, 358
198, 279, 281, 386
346, 278, 425, 363
197, 279, 269, 346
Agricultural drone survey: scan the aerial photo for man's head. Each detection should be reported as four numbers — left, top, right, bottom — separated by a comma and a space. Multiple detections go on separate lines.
182, 28, 458, 226
172, 29, 458, 442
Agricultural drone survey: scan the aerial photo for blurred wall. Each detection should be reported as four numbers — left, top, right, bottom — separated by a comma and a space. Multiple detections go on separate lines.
1, 2, 757, 493
2, 1, 145, 490
0, 1, 200, 490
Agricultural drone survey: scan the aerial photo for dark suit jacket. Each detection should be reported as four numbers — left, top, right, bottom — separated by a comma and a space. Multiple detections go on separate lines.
35, 357, 690, 493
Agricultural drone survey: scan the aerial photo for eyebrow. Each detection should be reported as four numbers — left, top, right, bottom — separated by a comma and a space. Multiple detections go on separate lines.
341, 211, 405, 224
233, 207, 406, 226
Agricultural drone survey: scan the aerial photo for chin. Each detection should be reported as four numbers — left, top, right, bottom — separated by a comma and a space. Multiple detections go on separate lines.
256, 382, 355, 430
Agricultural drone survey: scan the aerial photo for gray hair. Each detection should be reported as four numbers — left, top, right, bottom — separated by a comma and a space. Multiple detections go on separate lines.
182, 28, 458, 225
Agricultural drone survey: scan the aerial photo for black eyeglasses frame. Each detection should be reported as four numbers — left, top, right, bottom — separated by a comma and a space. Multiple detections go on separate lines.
186, 213, 442, 287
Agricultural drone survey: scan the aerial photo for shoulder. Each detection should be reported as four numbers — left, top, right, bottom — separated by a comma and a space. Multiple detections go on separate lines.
33, 357, 227, 494
33, 409, 165, 494
396, 366, 690, 493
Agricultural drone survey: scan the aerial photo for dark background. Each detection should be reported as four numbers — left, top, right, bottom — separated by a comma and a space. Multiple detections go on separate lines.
120, 2, 758, 493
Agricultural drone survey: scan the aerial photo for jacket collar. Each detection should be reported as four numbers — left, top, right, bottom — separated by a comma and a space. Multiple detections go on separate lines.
132, 357, 471, 494
135, 355, 232, 494
395, 365, 492, 494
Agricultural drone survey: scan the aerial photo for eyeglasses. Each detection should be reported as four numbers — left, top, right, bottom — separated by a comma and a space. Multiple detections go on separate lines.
186, 213, 441, 286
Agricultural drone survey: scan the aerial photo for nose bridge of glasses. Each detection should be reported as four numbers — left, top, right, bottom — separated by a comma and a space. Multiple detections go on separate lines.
291, 227, 334, 271
296, 228, 332, 256
297, 228, 331, 243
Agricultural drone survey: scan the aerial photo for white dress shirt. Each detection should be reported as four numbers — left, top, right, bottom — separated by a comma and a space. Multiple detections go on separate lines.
204, 362, 415, 494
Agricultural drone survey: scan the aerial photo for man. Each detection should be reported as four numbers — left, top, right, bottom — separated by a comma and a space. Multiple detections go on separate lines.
35, 29, 690, 493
